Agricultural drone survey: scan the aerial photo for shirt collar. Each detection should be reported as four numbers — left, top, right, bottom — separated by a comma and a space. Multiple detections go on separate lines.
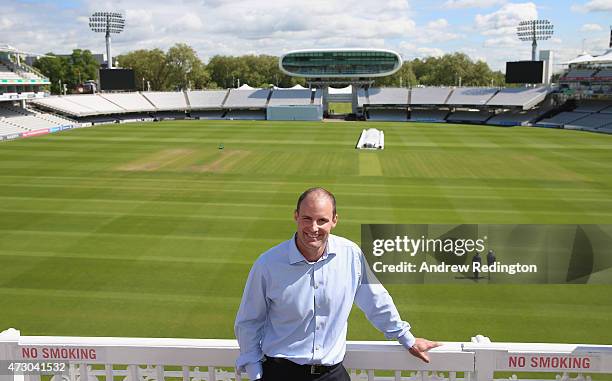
289, 233, 337, 264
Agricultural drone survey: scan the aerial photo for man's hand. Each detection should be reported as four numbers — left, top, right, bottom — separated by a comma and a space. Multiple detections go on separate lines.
408, 338, 442, 363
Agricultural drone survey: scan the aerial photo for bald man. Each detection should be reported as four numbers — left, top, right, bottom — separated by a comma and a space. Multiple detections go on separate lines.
235, 187, 439, 381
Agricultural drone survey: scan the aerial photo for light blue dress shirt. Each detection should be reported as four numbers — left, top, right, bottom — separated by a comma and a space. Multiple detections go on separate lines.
234, 234, 415, 380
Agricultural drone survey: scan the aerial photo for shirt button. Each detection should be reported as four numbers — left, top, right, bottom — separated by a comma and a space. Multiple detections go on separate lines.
314, 283, 318, 289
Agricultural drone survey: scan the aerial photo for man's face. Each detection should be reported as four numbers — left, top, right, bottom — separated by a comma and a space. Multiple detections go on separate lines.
294, 195, 337, 258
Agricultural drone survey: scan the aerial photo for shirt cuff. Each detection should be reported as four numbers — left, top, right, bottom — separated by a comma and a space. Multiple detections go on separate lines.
245, 362, 263, 380
398, 331, 416, 349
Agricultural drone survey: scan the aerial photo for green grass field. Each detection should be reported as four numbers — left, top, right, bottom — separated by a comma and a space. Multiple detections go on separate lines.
0, 120, 611, 345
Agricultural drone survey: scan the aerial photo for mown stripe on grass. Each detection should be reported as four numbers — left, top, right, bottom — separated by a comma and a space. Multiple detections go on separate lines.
0, 287, 241, 305
0, 249, 254, 264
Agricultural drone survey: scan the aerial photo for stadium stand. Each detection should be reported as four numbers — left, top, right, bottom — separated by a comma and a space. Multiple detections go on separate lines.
573, 100, 611, 113
446, 110, 492, 123
561, 69, 596, 80
187, 90, 228, 109
366, 109, 407, 121
365, 88, 409, 105
191, 110, 225, 120
410, 87, 452, 105
224, 88, 271, 109
142, 92, 188, 111
409, 109, 449, 122
0, 104, 74, 131
100, 92, 156, 112
268, 89, 313, 106
0, 63, 22, 80
0, 119, 26, 136
486, 87, 550, 110
601, 105, 612, 114
62, 94, 126, 114
564, 113, 612, 131
117, 113, 154, 123
536, 112, 590, 128
487, 108, 551, 126
593, 68, 612, 80
446, 87, 498, 106
78, 115, 119, 125
33, 96, 113, 116
225, 109, 266, 120
155, 111, 187, 120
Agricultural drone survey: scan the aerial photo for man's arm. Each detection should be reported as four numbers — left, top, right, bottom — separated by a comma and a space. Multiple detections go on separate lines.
354, 253, 440, 362
234, 259, 268, 380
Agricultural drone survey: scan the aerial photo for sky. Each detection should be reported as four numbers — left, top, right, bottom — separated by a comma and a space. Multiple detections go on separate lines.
1, 0, 611, 73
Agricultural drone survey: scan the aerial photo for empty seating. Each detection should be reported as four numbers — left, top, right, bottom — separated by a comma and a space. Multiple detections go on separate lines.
593, 69, 612, 80
537, 112, 589, 127
268, 89, 313, 106
0, 105, 72, 131
0, 120, 27, 136
225, 110, 266, 120
142, 92, 188, 111
410, 87, 452, 105
224, 89, 270, 108
187, 90, 228, 109
446, 87, 498, 106
573, 100, 611, 113
409, 109, 449, 122
486, 87, 549, 109
565, 113, 612, 130
447, 110, 492, 123
191, 110, 225, 120
487, 108, 549, 126
367, 109, 407, 121
600, 105, 612, 114
365, 88, 409, 105
100, 93, 156, 112
0, 62, 24, 81
561, 69, 596, 80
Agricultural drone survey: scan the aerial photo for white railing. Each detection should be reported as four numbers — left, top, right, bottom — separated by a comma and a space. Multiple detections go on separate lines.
1, 329, 611, 381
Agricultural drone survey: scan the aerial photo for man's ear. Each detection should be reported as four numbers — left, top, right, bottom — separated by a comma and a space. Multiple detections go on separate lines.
331, 213, 338, 227
294, 210, 299, 222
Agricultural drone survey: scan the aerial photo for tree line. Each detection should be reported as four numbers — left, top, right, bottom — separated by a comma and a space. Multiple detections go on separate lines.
34, 43, 505, 94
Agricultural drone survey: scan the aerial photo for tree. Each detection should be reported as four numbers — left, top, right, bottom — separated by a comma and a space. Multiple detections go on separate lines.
117, 48, 169, 91
34, 54, 68, 94
33, 49, 99, 94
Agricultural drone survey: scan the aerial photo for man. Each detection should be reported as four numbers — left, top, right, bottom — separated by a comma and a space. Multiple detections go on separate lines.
486, 249, 496, 280
472, 251, 482, 280
235, 188, 440, 381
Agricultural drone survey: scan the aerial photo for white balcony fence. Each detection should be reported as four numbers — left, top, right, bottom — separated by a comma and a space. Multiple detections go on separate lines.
1, 329, 611, 381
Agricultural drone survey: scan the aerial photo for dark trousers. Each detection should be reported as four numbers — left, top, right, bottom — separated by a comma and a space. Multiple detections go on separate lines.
262, 357, 350, 381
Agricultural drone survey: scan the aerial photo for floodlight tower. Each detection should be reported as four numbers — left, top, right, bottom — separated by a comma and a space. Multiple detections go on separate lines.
89, 11, 125, 69
516, 19, 554, 61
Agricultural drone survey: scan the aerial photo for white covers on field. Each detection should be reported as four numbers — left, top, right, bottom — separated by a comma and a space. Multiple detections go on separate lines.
356, 128, 385, 150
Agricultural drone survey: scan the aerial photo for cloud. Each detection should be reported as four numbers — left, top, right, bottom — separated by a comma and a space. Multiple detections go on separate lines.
443, 0, 506, 9
475, 2, 538, 36
580, 23, 603, 32
571, 0, 612, 12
